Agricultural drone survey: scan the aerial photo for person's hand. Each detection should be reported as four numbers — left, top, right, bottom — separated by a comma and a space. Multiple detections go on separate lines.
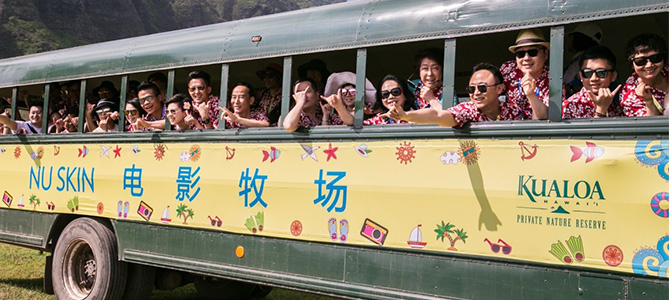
387, 103, 406, 121
292, 85, 309, 105
85, 103, 95, 115
194, 101, 209, 120
219, 107, 239, 123
420, 84, 436, 102
54, 118, 65, 131
109, 111, 120, 121
588, 84, 621, 113
134, 118, 148, 129
364, 103, 375, 116
319, 100, 332, 117
520, 71, 537, 98
1, 96, 11, 105
635, 78, 654, 102
184, 111, 197, 126
19, 90, 28, 100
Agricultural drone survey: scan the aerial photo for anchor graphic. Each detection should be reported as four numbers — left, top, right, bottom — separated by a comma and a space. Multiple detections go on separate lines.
519, 141, 538, 161
225, 146, 236, 160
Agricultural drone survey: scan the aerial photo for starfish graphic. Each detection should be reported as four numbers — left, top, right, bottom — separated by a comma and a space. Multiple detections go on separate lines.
113, 145, 122, 158
323, 143, 338, 161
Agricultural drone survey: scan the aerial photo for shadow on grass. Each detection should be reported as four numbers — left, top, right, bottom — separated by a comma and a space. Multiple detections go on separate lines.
0, 277, 44, 291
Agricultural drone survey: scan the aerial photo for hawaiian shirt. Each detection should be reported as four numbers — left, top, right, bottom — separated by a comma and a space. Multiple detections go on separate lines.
143, 106, 165, 122
500, 61, 560, 119
225, 109, 269, 129
257, 89, 282, 116
363, 113, 408, 125
297, 109, 323, 128
620, 66, 668, 117
194, 95, 220, 128
562, 87, 624, 119
413, 81, 443, 109
446, 100, 524, 128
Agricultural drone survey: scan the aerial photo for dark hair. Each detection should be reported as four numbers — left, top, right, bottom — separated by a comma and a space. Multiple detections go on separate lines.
231, 82, 254, 99
572, 33, 599, 52
137, 81, 161, 98
373, 74, 415, 113
125, 98, 147, 118
472, 62, 504, 85
414, 48, 444, 73
578, 46, 617, 70
339, 82, 355, 89
187, 70, 211, 87
165, 94, 192, 113
147, 72, 168, 86
624, 33, 668, 64
293, 78, 319, 95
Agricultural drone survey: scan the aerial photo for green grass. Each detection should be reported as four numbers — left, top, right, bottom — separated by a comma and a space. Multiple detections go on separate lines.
0, 243, 338, 300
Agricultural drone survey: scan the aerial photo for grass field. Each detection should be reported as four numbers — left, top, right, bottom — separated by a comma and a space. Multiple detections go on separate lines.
0, 243, 339, 300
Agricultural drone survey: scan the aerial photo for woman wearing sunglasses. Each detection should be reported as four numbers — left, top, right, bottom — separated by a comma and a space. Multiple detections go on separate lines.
500, 29, 556, 120
91, 99, 119, 133
320, 72, 377, 126
363, 75, 415, 125
620, 33, 668, 116
387, 63, 523, 128
124, 98, 147, 132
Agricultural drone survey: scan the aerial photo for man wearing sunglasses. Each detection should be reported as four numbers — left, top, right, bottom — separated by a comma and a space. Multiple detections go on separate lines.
187, 70, 219, 129
562, 46, 623, 119
500, 29, 558, 120
387, 63, 523, 128
134, 81, 166, 131
620, 33, 668, 117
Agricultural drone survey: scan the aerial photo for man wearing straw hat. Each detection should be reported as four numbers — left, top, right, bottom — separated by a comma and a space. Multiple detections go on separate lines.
500, 28, 563, 120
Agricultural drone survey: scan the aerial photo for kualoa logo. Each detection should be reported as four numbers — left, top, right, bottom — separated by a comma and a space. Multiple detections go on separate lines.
518, 175, 605, 213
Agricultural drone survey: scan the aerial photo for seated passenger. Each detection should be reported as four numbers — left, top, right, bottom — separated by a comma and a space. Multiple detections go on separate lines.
147, 72, 170, 103
0, 103, 43, 134
220, 82, 269, 128
255, 63, 283, 126
91, 99, 119, 133
388, 63, 523, 127
501, 29, 556, 120
563, 23, 603, 97
166, 94, 200, 131
134, 81, 166, 131
562, 46, 623, 119
411, 48, 444, 109
321, 71, 377, 126
620, 33, 668, 116
187, 70, 219, 129
283, 78, 322, 132
363, 75, 415, 125
124, 98, 147, 132
298, 59, 330, 95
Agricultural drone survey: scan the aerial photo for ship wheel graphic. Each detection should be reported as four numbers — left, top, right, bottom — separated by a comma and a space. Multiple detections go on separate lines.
519, 141, 538, 161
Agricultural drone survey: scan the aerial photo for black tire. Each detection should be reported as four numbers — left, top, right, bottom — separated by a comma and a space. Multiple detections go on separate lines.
43, 255, 54, 294
52, 218, 127, 300
250, 285, 273, 298
122, 263, 156, 300
194, 276, 255, 300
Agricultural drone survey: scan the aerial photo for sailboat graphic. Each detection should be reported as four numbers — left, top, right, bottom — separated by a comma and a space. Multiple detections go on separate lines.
407, 224, 427, 249
17, 194, 25, 208
161, 206, 171, 223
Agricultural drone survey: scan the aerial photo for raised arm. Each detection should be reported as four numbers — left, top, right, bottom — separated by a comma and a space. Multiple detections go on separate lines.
387, 103, 458, 127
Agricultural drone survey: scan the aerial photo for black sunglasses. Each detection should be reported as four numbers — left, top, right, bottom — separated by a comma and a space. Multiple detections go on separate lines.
631, 53, 663, 67
381, 87, 402, 99
466, 84, 498, 94
580, 68, 613, 79
515, 49, 540, 59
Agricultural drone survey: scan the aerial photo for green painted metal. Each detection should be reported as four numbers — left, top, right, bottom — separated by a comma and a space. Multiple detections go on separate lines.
0, 209, 57, 249
354, 48, 367, 129
280, 56, 293, 129
549, 26, 565, 122
77, 80, 86, 133
119, 75, 128, 131
442, 39, 456, 110
218, 64, 229, 130
42, 84, 50, 132
112, 220, 668, 300
165, 70, 175, 131
10, 87, 17, 120
0, 0, 666, 88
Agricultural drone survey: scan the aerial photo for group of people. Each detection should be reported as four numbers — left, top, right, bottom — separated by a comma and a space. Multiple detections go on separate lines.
0, 27, 667, 135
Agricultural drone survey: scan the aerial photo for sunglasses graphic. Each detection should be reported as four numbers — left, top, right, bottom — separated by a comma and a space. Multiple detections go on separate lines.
484, 238, 512, 255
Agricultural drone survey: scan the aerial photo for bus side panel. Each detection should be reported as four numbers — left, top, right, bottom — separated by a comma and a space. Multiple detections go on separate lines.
0, 209, 57, 249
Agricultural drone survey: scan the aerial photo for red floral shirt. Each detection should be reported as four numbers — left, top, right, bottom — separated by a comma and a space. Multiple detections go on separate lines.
363, 113, 408, 125
620, 66, 668, 116
562, 87, 624, 119
225, 109, 269, 129
257, 89, 281, 116
194, 95, 220, 128
297, 110, 322, 128
500, 61, 560, 119
413, 81, 443, 109
446, 100, 524, 128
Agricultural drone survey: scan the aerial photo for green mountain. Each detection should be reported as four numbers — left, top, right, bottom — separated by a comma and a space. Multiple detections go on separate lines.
0, 0, 343, 59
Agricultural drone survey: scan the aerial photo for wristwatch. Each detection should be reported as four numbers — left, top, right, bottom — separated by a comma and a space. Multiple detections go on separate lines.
202, 118, 210, 125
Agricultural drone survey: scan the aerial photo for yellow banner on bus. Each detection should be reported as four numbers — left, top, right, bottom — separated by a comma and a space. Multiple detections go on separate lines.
0, 138, 667, 278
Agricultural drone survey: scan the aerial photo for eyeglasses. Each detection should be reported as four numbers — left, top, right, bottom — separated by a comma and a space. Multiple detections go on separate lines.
341, 88, 356, 96
124, 110, 138, 116
139, 95, 154, 104
96, 108, 111, 116
631, 53, 663, 67
166, 109, 180, 115
484, 238, 512, 255
514, 48, 540, 59
188, 86, 206, 92
381, 87, 402, 99
580, 68, 614, 79
466, 83, 498, 94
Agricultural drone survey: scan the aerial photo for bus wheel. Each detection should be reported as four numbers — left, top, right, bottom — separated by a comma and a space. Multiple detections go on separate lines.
122, 263, 156, 300
194, 276, 255, 300
52, 218, 127, 300
250, 285, 273, 298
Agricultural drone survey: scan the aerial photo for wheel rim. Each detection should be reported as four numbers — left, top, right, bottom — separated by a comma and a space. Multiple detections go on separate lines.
62, 238, 96, 299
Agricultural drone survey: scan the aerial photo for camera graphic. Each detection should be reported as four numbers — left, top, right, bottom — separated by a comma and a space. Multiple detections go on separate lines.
2, 191, 12, 208
137, 201, 153, 221
360, 218, 388, 245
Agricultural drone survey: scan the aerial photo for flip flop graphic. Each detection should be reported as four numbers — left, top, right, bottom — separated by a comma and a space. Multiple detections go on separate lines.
328, 218, 337, 241
339, 219, 349, 243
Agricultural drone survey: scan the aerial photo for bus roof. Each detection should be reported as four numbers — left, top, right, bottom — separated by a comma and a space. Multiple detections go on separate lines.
0, 0, 666, 88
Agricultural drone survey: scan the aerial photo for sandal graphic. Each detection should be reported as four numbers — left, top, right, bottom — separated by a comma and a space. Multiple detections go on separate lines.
339, 219, 349, 243
328, 218, 337, 241
123, 201, 130, 218
117, 201, 123, 217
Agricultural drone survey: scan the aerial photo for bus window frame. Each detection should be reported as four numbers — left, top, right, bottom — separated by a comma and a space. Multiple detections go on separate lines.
354, 48, 367, 129
548, 25, 565, 122
218, 64, 230, 130
442, 38, 457, 110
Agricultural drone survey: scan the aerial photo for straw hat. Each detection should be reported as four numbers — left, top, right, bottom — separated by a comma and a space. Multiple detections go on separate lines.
256, 63, 282, 79
324, 72, 376, 105
508, 29, 551, 53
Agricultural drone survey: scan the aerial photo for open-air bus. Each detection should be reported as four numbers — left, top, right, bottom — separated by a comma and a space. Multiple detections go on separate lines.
0, 0, 668, 299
